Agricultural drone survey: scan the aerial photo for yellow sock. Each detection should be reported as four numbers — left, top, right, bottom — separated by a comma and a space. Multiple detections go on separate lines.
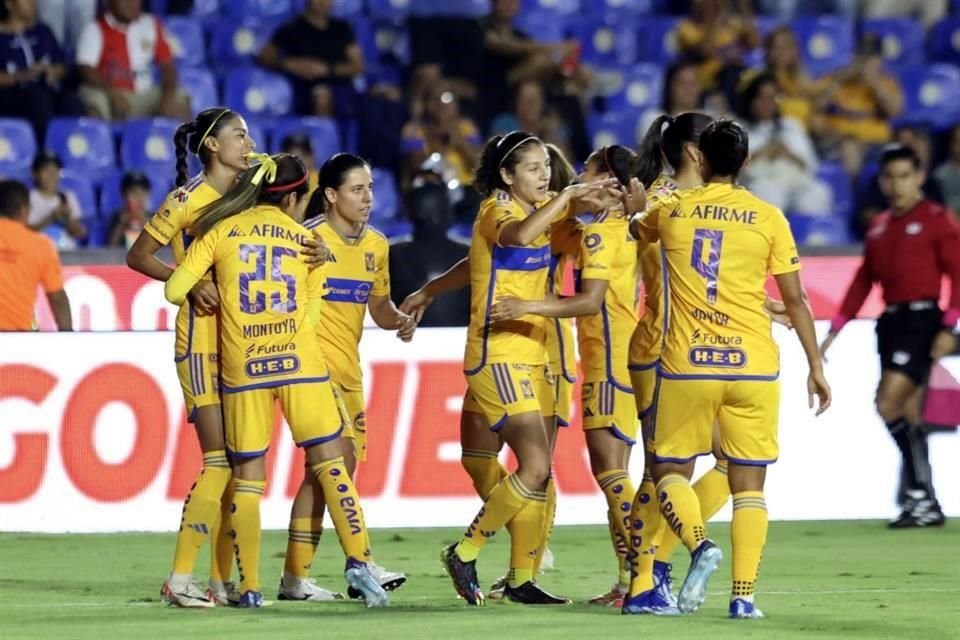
456, 474, 533, 562
657, 474, 706, 553
507, 492, 547, 587
311, 457, 371, 565
607, 511, 630, 585
231, 478, 266, 593
628, 473, 665, 597
532, 476, 556, 576
731, 491, 767, 602
596, 469, 636, 586
461, 449, 507, 499
171, 450, 230, 576
210, 478, 235, 583
283, 517, 323, 578
656, 461, 729, 563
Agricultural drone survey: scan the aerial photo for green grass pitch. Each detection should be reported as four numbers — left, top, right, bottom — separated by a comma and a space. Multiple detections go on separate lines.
1, 521, 957, 639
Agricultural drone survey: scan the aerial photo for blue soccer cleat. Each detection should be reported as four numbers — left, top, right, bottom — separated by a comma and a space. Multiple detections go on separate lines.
344, 558, 390, 608
621, 589, 682, 616
677, 539, 723, 614
440, 544, 484, 606
653, 560, 677, 608
729, 598, 765, 619
237, 590, 263, 608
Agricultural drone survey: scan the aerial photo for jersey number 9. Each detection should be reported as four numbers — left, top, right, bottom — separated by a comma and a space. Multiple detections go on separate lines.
690, 228, 724, 305
239, 243, 298, 314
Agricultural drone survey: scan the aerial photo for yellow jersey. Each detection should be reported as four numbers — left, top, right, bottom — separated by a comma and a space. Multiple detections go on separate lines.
175, 205, 329, 391
547, 220, 580, 382
143, 174, 221, 358
465, 191, 553, 373
303, 216, 390, 391
651, 182, 800, 379
575, 209, 639, 389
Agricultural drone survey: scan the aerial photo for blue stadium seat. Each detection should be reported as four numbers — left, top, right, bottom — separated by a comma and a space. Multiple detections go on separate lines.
898, 64, 960, 128
929, 17, 960, 64
603, 64, 663, 113
861, 19, 925, 67
788, 214, 851, 246
242, 118, 268, 153
191, 0, 221, 22
59, 170, 97, 220
356, 18, 410, 68
791, 17, 853, 76
597, 0, 656, 20
571, 19, 637, 66
164, 16, 205, 67
411, 0, 489, 18
635, 18, 680, 63
447, 222, 472, 245
371, 167, 399, 221
588, 111, 634, 149
222, 0, 294, 21
331, 0, 364, 19
0, 118, 36, 176
816, 161, 852, 219
178, 67, 220, 115
208, 19, 277, 68
376, 219, 413, 242
369, 0, 413, 19
224, 68, 293, 118
270, 117, 341, 160
44, 117, 115, 181
98, 170, 168, 221
514, 10, 569, 43
120, 118, 180, 175
527, 0, 580, 14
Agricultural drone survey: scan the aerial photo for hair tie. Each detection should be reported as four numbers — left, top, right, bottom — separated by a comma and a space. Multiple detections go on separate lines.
196, 109, 230, 154
247, 152, 278, 186
264, 174, 307, 192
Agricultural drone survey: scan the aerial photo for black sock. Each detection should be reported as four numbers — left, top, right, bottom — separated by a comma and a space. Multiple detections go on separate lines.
886, 418, 921, 500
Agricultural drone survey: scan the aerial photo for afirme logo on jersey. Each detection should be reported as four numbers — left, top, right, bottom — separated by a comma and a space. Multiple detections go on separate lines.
688, 347, 747, 368
245, 355, 301, 378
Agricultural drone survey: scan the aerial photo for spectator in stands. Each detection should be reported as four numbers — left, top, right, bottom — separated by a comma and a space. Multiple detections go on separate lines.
858, 124, 945, 232
257, 0, 364, 118
28, 150, 85, 249
934, 124, 960, 214
862, 0, 948, 29
675, 0, 759, 101
36, 0, 95, 53
636, 59, 705, 144
280, 133, 319, 195
814, 34, 903, 179
736, 72, 830, 217
762, 26, 817, 129
76, 0, 189, 122
401, 83, 481, 190
0, 179, 72, 331
489, 80, 573, 161
107, 170, 150, 248
0, 0, 81, 142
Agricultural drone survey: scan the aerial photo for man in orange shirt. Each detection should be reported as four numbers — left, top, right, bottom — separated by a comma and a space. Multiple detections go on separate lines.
0, 180, 72, 331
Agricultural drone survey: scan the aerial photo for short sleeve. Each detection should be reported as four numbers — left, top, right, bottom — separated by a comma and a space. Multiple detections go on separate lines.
636, 205, 663, 242
39, 238, 64, 293
768, 209, 801, 275
580, 224, 617, 281
179, 224, 220, 280
75, 21, 102, 67
143, 194, 188, 246
477, 200, 525, 246
306, 264, 326, 299
153, 18, 173, 65
66, 191, 83, 220
372, 241, 390, 297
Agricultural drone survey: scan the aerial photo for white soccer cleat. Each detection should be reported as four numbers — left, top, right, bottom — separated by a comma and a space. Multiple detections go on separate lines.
345, 562, 390, 608
206, 579, 242, 607
277, 574, 345, 602
539, 547, 556, 572
162, 574, 215, 608
348, 563, 406, 599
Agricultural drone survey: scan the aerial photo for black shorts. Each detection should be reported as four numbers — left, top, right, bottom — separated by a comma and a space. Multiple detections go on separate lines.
876, 302, 943, 385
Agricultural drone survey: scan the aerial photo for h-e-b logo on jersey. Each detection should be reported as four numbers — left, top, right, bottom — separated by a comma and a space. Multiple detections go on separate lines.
365, 252, 376, 273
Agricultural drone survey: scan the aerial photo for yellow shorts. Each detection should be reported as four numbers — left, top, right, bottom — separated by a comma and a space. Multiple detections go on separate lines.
652, 377, 780, 465
222, 381, 343, 458
332, 383, 367, 462
175, 352, 220, 422
552, 372, 575, 426
465, 363, 553, 431
628, 362, 659, 419
581, 375, 638, 445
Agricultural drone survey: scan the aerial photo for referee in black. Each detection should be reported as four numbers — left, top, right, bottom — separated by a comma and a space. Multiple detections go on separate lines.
820, 145, 960, 528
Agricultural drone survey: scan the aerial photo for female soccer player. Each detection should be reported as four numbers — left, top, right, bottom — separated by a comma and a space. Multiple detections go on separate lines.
164, 153, 389, 610
278, 153, 413, 601
127, 107, 255, 608
440, 131, 613, 606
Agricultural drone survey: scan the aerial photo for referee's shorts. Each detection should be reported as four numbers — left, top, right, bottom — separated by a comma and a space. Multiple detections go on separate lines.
876, 300, 943, 385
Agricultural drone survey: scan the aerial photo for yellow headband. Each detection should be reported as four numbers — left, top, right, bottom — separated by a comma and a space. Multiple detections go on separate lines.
246, 152, 277, 186
196, 109, 230, 153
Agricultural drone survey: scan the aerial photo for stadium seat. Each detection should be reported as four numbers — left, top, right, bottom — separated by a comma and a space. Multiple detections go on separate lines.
587, 111, 635, 149
861, 18, 925, 67
163, 16, 205, 67
514, 9, 569, 43
527, 0, 580, 14
571, 19, 637, 67
898, 64, 960, 128
602, 64, 663, 114
270, 117, 341, 161
376, 218, 413, 242
411, 0, 489, 18
368, 0, 413, 19
331, 0, 364, 19
816, 161, 852, 219
0, 118, 36, 176
59, 170, 97, 221
44, 117, 115, 181
222, 0, 294, 21
178, 67, 220, 115
243, 118, 268, 152
224, 68, 293, 118
929, 17, 960, 64
788, 214, 851, 247
791, 17, 853, 76
208, 19, 277, 68
120, 118, 180, 175
597, 0, 656, 20
98, 170, 167, 221
191, 0, 221, 22
447, 222, 472, 245
635, 17, 680, 63
356, 18, 411, 68
371, 167, 399, 221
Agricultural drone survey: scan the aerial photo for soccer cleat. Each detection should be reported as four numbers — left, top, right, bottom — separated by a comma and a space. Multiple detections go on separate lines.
621, 589, 683, 616
237, 590, 263, 608
729, 598, 765, 619
278, 574, 345, 602
206, 579, 242, 607
347, 563, 406, 599
539, 546, 556, 572
653, 561, 678, 608
439, 544, 484, 606
586, 583, 626, 607
487, 575, 507, 600
161, 575, 215, 608
344, 559, 390, 608
677, 540, 723, 614
503, 581, 571, 605
888, 498, 946, 529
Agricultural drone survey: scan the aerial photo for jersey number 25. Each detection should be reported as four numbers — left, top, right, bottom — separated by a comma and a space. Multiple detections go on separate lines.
239, 243, 297, 314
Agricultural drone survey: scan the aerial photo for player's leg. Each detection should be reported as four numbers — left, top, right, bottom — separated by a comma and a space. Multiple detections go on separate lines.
461, 391, 506, 500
